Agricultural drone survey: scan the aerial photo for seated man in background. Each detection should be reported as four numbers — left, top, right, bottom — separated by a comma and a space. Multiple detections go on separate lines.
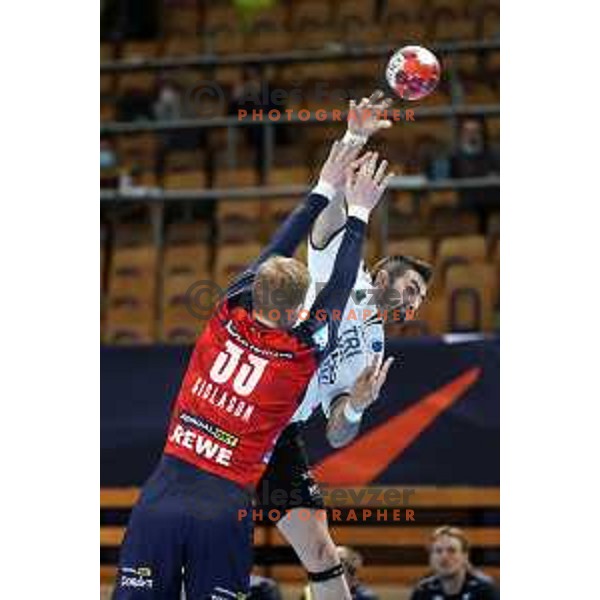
410, 526, 499, 600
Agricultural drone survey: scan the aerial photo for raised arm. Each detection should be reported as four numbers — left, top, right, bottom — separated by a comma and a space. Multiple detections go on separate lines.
304, 153, 394, 350
311, 90, 394, 249
226, 141, 363, 297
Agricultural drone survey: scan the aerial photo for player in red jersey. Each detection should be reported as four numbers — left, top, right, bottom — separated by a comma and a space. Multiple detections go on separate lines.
112, 142, 394, 600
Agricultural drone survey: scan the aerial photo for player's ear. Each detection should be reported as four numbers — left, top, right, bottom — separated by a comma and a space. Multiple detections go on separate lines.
374, 268, 389, 289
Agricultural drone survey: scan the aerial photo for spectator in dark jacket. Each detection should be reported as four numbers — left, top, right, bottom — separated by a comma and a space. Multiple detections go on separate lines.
410, 526, 499, 600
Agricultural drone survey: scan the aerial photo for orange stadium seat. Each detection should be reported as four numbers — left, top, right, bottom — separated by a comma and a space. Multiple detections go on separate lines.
101, 74, 114, 96
165, 221, 211, 245
429, 209, 479, 238
266, 166, 310, 186
445, 263, 496, 332
427, 190, 460, 210
432, 16, 478, 41
164, 150, 206, 173
437, 234, 487, 277
163, 244, 211, 277
213, 167, 258, 189
121, 41, 160, 60
116, 134, 159, 171
162, 37, 203, 57
214, 243, 262, 289
164, 7, 200, 35
210, 30, 246, 55
163, 169, 207, 190
116, 72, 156, 96
112, 223, 154, 247
335, 0, 375, 30
290, 1, 332, 31
217, 199, 264, 243
245, 30, 291, 54
203, 5, 241, 33
246, 5, 288, 32
101, 42, 115, 62
386, 238, 435, 265
381, 0, 422, 22
159, 311, 206, 344
481, 5, 500, 37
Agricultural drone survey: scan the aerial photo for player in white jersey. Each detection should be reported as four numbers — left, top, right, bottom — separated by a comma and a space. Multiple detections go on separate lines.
256, 91, 433, 600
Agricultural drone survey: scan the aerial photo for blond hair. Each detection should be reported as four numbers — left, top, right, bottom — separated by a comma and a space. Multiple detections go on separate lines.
430, 526, 470, 553
252, 256, 310, 326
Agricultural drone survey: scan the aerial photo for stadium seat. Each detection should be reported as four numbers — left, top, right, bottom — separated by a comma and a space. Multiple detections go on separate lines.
213, 167, 258, 189
101, 74, 114, 96
216, 199, 263, 243
113, 224, 154, 247
163, 169, 207, 190
116, 134, 159, 171
429, 209, 479, 238
116, 72, 156, 96
163, 244, 211, 277
445, 263, 496, 332
245, 30, 291, 54
103, 316, 155, 345
335, 0, 375, 30
386, 238, 434, 265
266, 166, 310, 186
427, 190, 460, 209
381, 0, 422, 22
164, 7, 200, 36
108, 246, 158, 298
437, 235, 487, 281
162, 37, 203, 57
100, 42, 115, 62
481, 5, 500, 38
121, 41, 160, 60
214, 243, 262, 289
209, 30, 246, 55
290, 1, 332, 31
164, 150, 206, 173
159, 311, 206, 344
101, 101, 116, 122
165, 221, 211, 245
203, 5, 240, 34
432, 16, 478, 41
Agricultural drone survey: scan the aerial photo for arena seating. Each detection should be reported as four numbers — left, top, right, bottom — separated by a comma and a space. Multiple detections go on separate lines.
100, 485, 499, 597
100, 0, 500, 343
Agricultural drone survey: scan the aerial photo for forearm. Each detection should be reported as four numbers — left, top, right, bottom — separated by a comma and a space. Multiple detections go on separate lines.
326, 394, 362, 448
310, 191, 346, 249
311, 132, 370, 249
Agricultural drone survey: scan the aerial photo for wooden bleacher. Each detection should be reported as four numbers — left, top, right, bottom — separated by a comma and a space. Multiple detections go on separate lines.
101, 486, 499, 590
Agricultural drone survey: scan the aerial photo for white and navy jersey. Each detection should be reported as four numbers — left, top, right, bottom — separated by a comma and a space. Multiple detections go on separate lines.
290, 229, 385, 423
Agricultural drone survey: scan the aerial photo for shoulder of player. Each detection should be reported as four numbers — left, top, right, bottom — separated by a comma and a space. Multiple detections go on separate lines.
466, 569, 498, 589
413, 573, 441, 591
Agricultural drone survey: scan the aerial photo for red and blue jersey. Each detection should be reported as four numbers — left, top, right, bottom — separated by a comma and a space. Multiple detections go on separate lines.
163, 192, 367, 489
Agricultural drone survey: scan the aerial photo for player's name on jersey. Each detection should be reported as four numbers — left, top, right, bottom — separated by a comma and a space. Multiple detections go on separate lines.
191, 375, 255, 422
252, 307, 414, 323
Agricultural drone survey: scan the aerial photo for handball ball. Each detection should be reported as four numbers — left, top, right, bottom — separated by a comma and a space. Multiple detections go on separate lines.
385, 46, 441, 101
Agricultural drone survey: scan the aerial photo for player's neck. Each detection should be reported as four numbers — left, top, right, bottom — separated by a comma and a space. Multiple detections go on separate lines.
253, 312, 279, 329
440, 568, 467, 595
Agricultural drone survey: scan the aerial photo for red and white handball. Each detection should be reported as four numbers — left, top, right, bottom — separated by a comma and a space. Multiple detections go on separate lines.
385, 45, 441, 101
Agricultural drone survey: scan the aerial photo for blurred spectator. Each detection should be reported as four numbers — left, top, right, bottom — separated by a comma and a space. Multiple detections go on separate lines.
248, 575, 283, 600
428, 118, 499, 229
154, 79, 185, 122
300, 546, 378, 600
410, 526, 499, 599
100, 139, 119, 189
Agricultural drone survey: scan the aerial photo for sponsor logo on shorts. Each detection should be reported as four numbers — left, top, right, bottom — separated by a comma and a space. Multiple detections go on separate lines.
119, 566, 153, 589
210, 586, 246, 599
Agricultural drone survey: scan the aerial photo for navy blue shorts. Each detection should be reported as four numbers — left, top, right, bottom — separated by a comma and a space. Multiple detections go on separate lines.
112, 455, 253, 600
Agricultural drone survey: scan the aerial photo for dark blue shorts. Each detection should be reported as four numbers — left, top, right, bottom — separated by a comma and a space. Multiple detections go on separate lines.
112, 455, 253, 600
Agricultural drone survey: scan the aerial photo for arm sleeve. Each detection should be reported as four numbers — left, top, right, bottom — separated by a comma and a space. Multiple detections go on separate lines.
226, 191, 330, 299
299, 216, 367, 356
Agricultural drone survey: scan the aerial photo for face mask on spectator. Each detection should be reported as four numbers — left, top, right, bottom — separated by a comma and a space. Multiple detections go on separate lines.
101, 149, 116, 169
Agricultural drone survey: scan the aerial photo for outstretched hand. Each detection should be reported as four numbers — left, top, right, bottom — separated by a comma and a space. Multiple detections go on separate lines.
345, 152, 395, 214
318, 140, 363, 191
347, 89, 394, 141
349, 355, 395, 413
